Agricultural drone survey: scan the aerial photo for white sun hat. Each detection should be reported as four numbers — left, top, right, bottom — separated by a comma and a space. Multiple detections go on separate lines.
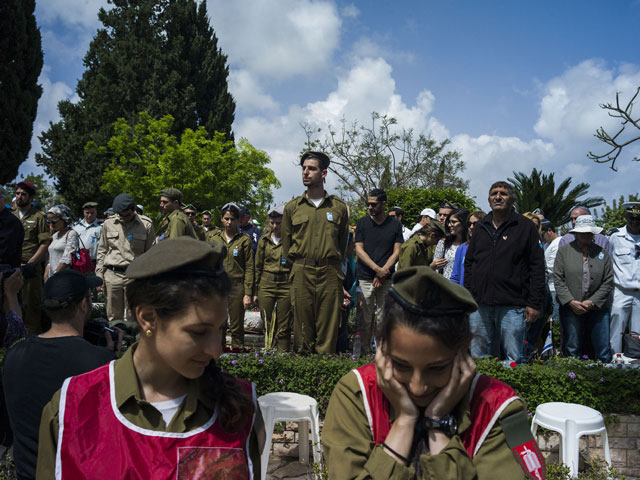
569, 215, 602, 234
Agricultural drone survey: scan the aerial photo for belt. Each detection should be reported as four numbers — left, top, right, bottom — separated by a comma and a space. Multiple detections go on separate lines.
105, 265, 127, 273
294, 257, 339, 268
263, 272, 289, 282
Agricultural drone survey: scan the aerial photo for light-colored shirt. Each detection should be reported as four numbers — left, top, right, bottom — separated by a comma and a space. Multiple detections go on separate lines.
544, 236, 561, 292
433, 239, 460, 280
608, 225, 640, 290
73, 219, 102, 260
47, 229, 79, 278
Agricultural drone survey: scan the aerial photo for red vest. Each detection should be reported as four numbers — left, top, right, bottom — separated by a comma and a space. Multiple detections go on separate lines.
353, 363, 520, 458
55, 362, 255, 480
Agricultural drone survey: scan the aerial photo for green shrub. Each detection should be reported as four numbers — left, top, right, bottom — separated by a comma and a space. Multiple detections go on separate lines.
219, 353, 640, 417
547, 457, 626, 479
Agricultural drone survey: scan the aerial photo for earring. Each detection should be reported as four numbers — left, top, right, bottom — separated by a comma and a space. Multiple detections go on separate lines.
145, 329, 153, 337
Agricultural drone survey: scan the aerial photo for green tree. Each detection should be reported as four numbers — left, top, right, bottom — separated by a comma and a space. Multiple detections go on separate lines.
0, 0, 43, 184
36, 0, 235, 213
6, 173, 65, 211
93, 112, 279, 219
596, 193, 640, 231
302, 112, 467, 203
508, 169, 604, 227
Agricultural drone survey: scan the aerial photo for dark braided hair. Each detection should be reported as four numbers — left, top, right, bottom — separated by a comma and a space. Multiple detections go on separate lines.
126, 270, 254, 432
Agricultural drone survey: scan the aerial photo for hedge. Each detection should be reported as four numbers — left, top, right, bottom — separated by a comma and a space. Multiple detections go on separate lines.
218, 352, 640, 417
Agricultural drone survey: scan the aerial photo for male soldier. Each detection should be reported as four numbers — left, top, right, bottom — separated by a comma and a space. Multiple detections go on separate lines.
255, 205, 292, 351
183, 204, 207, 241
72, 201, 102, 267
157, 188, 196, 241
239, 207, 261, 252
281, 151, 349, 353
201, 210, 219, 242
96, 194, 155, 328
608, 202, 640, 354
13, 180, 51, 334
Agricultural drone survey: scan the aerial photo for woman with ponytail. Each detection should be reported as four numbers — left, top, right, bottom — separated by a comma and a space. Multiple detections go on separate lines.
37, 237, 263, 479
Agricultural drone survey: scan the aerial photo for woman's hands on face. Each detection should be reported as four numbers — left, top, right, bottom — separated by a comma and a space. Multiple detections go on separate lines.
424, 351, 476, 419
375, 347, 419, 422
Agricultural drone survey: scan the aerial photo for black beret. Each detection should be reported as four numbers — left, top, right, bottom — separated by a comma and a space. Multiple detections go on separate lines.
160, 188, 183, 202
112, 194, 135, 213
300, 151, 330, 169
389, 266, 477, 316
126, 237, 226, 280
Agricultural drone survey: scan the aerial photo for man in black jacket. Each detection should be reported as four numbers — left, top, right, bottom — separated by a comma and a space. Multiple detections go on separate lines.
464, 181, 545, 363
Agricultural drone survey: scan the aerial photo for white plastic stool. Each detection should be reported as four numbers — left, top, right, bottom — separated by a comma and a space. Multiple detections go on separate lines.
258, 392, 322, 480
531, 402, 611, 477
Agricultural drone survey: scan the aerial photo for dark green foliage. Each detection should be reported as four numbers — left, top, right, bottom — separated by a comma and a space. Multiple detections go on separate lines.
596, 194, 640, 231
547, 457, 626, 480
0, 0, 43, 184
508, 169, 604, 227
219, 353, 640, 417
36, 0, 235, 213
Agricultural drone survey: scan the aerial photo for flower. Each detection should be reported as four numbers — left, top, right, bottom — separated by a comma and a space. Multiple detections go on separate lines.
259, 359, 264, 364
279, 379, 284, 384
527, 412, 533, 418
231, 360, 237, 365
254, 353, 259, 358
582, 355, 589, 360
568, 372, 576, 379
509, 361, 517, 368
600, 377, 604, 383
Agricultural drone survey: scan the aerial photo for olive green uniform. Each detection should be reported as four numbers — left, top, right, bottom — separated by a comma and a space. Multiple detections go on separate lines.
13, 207, 51, 334
398, 234, 431, 270
36, 345, 262, 479
281, 192, 349, 353
204, 226, 220, 243
192, 223, 207, 241
322, 371, 533, 480
96, 214, 155, 327
158, 209, 197, 240
210, 231, 254, 347
255, 233, 291, 351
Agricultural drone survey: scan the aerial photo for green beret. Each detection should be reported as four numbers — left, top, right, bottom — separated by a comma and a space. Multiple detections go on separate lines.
126, 237, 225, 280
300, 151, 330, 169
160, 187, 183, 202
389, 266, 477, 316
82, 201, 98, 209
201, 210, 212, 216
430, 219, 446, 236
183, 204, 197, 212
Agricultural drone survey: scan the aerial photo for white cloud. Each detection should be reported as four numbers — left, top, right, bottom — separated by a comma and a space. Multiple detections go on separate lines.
349, 36, 416, 65
229, 70, 279, 113
341, 4, 360, 18
36, 0, 106, 30
207, 0, 341, 78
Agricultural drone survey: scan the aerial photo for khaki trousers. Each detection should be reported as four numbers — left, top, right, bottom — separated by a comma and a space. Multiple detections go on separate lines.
359, 278, 392, 353
225, 279, 245, 348
258, 278, 292, 351
104, 269, 133, 327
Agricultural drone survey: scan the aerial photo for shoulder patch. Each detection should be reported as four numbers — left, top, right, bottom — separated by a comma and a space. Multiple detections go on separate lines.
500, 411, 545, 480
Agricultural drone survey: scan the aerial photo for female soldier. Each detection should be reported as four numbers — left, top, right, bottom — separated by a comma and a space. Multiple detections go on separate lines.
254, 205, 292, 351
397, 222, 446, 271
210, 203, 254, 348
37, 237, 263, 478
322, 266, 545, 480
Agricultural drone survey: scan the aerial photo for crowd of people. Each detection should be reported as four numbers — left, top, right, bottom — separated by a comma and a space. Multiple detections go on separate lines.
1, 152, 639, 479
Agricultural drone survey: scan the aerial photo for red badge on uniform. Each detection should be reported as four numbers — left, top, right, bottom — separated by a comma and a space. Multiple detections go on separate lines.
512, 440, 546, 480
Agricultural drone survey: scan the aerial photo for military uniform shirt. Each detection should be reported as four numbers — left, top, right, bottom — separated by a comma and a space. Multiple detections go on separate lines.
210, 230, 255, 296
96, 214, 155, 276
159, 210, 197, 240
398, 234, 431, 270
255, 234, 290, 286
609, 225, 640, 290
192, 223, 207, 242
281, 192, 349, 265
13, 207, 51, 263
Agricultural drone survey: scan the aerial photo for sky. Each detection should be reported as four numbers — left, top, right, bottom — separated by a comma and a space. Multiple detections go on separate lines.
20, 0, 640, 212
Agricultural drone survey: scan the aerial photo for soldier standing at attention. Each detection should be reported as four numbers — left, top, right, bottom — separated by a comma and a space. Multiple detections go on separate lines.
157, 188, 196, 241
96, 194, 155, 329
13, 180, 51, 334
201, 210, 219, 242
255, 205, 292, 351
210, 203, 254, 348
281, 151, 349, 353
183, 204, 207, 241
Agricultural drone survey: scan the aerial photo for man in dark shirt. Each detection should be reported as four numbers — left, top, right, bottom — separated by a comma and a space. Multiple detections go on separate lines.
3, 270, 115, 480
238, 207, 261, 252
0, 186, 24, 268
355, 188, 403, 353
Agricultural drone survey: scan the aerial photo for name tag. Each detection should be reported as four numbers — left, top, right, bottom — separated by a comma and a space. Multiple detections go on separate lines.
91, 237, 96, 243
127, 233, 133, 241
598, 252, 604, 260
326, 212, 333, 222
233, 247, 238, 257
281, 257, 286, 265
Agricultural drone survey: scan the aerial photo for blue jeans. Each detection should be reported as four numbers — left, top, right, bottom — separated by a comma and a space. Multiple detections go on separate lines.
559, 304, 612, 362
469, 305, 527, 363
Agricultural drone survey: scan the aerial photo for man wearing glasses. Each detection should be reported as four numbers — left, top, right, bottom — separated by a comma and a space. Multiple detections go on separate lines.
608, 202, 640, 355
183, 204, 207, 241
96, 194, 155, 328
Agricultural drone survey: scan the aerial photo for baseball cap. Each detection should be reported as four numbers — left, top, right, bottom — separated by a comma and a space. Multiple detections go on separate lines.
420, 208, 437, 219
42, 270, 102, 310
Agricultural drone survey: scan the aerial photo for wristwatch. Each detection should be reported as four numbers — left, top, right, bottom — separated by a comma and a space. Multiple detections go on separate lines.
424, 414, 458, 437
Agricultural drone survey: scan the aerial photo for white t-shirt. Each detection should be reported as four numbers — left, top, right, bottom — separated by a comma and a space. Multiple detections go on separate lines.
309, 197, 323, 207
150, 394, 187, 428
271, 236, 281, 245
544, 236, 561, 292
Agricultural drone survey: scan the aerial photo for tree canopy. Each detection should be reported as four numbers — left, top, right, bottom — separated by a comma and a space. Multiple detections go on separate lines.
0, 0, 43, 184
94, 112, 280, 219
36, 0, 235, 212
596, 193, 640, 231
508, 168, 604, 227
302, 112, 468, 204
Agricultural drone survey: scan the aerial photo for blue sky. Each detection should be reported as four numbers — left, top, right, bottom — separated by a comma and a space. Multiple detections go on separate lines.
21, 0, 640, 212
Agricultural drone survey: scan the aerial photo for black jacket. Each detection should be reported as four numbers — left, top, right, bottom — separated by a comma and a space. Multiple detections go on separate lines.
0, 208, 24, 268
463, 209, 545, 309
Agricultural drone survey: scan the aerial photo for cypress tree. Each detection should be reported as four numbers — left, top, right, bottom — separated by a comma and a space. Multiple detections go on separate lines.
0, 0, 43, 184
36, 0, 235, 212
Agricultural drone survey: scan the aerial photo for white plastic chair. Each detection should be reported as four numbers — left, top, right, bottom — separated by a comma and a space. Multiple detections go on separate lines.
258, 392, 322, 480
531, 402, 611, 477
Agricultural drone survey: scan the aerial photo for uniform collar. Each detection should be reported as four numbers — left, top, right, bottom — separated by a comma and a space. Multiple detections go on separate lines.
298, 190, 330, 206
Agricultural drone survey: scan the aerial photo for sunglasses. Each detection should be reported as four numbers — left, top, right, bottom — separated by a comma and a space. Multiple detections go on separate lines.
467, 221, 477, 227
185, 211, 197, 217
366, 202, 379, 207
